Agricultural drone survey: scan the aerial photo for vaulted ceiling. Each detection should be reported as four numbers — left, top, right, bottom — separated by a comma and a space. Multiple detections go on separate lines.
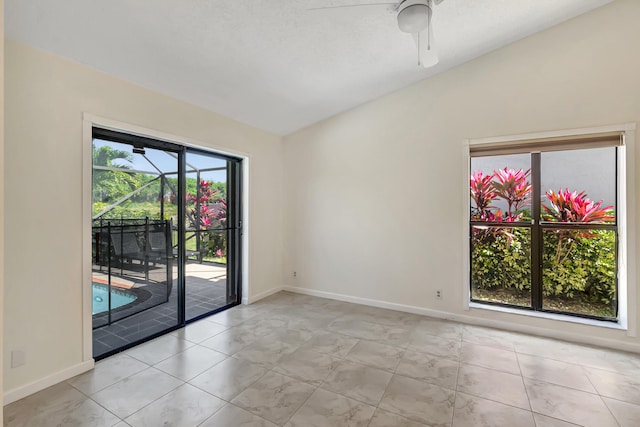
6, 0, 612, 135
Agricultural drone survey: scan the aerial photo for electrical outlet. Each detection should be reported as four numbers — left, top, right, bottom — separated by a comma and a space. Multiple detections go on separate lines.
293, 271, 297, 277
435, 290, 442, 300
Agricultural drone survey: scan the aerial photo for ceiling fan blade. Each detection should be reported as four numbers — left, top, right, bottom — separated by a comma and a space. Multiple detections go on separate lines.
307, 2, 398, 11
412, 29, 439, 68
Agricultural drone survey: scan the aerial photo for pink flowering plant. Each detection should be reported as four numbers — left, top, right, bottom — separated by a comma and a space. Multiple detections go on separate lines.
542, 189, 613, 224
186, 180, 228, 262
470, 168, 531, 245
492, 168, 532, 222
470, 171, 497, 221
541, 188, 613, 264
470, 168, 531, 223
186, 180, 227, 229
540, 189, 615, 304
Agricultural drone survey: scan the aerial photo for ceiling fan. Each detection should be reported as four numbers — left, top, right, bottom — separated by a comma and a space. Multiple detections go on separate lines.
310, 0, 446, 68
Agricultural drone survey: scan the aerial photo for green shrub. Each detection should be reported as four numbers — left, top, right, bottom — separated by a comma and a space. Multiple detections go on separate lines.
541, 229, 616, 304
471, 229, 531, 294
471, 228, 616, 305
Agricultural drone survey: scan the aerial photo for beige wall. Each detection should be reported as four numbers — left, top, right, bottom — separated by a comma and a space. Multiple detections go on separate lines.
1, 0, 5, 418
3, 40, 284, 393
283, 0, 640, 350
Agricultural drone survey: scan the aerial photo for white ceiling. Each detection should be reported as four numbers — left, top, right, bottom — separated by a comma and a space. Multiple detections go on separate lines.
6, 0, 612, 135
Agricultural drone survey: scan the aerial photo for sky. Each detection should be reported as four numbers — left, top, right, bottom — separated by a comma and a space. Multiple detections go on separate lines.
93, 139, 228, 183
471, 147, 617, 210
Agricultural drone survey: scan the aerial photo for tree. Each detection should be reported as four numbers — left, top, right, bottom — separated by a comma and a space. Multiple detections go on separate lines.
92, 144, 142, 204
92, 145, 133, 168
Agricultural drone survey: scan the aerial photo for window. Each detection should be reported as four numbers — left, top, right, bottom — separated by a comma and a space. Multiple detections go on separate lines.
469, 132, 623, 321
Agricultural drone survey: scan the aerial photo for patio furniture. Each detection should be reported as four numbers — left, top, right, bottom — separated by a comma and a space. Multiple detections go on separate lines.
110, 231, 144, 264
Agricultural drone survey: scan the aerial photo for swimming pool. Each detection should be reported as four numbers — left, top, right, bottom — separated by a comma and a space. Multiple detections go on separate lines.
92, 283, 138, 315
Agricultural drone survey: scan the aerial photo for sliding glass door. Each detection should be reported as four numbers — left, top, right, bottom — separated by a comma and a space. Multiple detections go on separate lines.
184, 149, 242, 321
91, 129, 242, 359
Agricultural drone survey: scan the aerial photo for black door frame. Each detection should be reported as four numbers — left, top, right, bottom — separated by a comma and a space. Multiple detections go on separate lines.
92, 127, 243, 359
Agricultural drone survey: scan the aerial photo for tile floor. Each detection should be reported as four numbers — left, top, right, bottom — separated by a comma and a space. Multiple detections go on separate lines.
93, 262, 229, 358
5, 291, 640, 427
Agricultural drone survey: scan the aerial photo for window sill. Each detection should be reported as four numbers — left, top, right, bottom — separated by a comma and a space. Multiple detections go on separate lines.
468, 302, 627, 331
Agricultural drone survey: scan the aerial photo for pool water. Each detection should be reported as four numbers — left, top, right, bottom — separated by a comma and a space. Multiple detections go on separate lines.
92, 283, 138, 315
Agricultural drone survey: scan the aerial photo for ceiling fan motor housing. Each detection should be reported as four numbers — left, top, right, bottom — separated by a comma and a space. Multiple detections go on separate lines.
397, 0, 432, 34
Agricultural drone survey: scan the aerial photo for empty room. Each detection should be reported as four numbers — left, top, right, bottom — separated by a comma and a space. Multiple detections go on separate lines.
2, 0, 640, 426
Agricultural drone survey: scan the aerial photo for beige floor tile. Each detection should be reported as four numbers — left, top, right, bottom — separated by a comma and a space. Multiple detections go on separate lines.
378, 374, 455, 427
233, 338, 300, 368
414, 318, 464, 341
124, 334, 194, 365
207, 306, 261, 326
284, 388, 375, 427
568, 347, 640, 374
273, 348, 341, 386
395, 350, 459, 389
367, 409, 429, 427
321, 361, 393, 406
338, 307, 421, 329
199, 404, 278, 427
153, 345, 227, 381
585, 366, 640, 405
344, 340, 404, 372
231, 371, 315, 425
284, 316, 335, 334
170, 319, 228, 343
462, 325, 519, 350
514, 337, 588, 365
460, 342, 520, 375
517, 353, 596, 393
406, 330, 461, 360
4, 382, 120, 427
603, 397, 640, 427
190, 357, 267, 401
299, 331, 360, 357
532, 414, 582, 427
328, 319, 410, 346
452, 392, 535, 427
90, 367, 183, 419
233, 317, 289, 337
124, 383, 224, 427
524, 378, 619, 427
264, 328, 314, 347
199, 327, 260, 355
456, 364, 529, 410
67, 354, 149, 395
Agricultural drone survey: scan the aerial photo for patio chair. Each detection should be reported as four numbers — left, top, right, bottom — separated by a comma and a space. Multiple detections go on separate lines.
146, 230, 172, 262
110, 231, 144, 264
145, 229, 174, 297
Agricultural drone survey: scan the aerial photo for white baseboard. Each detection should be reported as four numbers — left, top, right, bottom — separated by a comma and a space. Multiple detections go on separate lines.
4, 359, 95, 405
243, 286, 284, 305
283, 286, 640, 354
